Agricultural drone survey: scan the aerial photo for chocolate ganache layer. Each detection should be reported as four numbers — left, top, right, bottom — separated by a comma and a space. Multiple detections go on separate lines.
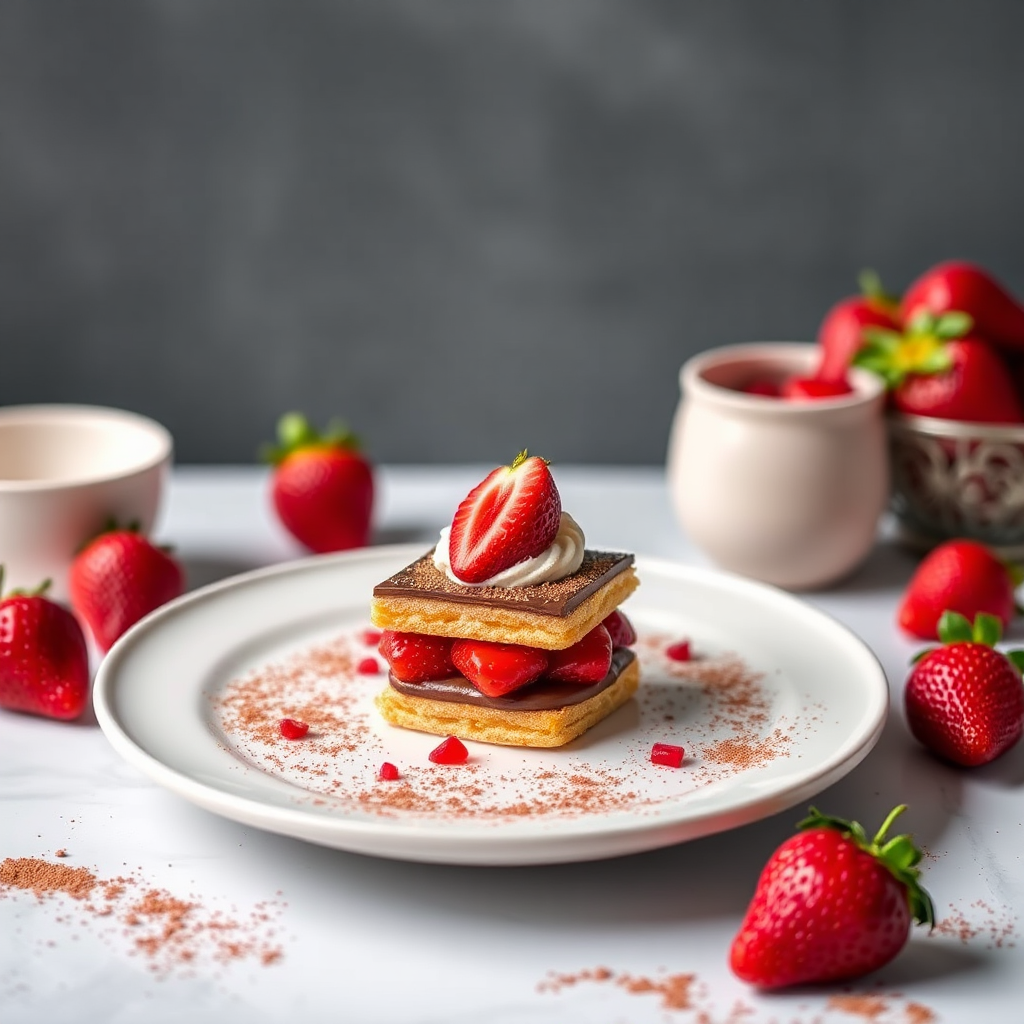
373, 549, 634, 618
387, 648, 636, 711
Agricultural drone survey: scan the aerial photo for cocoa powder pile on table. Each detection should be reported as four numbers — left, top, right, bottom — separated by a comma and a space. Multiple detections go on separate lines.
0, 855, 284, 974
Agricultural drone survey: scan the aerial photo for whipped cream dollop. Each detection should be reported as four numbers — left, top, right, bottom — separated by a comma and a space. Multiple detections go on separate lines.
433, 512, 585, 588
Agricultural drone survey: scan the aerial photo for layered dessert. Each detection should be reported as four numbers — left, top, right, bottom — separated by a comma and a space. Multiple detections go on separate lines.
371, 452, 640, 747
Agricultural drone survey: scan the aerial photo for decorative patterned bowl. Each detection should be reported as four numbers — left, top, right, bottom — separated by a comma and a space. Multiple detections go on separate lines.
888, 413, 1024, 555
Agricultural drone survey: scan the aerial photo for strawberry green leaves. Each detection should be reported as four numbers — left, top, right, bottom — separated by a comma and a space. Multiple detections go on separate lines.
797, 805, 934, 928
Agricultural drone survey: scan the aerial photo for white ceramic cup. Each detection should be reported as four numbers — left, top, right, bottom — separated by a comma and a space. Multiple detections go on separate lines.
666, 343, 889, 589
0, 405, 173, 600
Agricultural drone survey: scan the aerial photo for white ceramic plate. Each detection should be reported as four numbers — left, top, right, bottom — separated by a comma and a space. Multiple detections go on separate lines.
93, 545, 888, 866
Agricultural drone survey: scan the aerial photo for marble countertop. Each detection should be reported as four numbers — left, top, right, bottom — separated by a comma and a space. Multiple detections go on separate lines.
2, 465, 1020, 1024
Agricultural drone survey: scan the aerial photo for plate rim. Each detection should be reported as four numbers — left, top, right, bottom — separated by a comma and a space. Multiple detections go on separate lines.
93, 544, 889, 865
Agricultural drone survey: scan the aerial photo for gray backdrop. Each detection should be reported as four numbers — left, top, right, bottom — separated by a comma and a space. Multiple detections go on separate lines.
2, 0, 1023, 465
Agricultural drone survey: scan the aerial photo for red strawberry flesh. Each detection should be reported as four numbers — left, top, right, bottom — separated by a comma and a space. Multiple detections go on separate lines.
379, 630, 454, 684
650, 742, 685, 768
545, 625, 613, 685
450, 638, 549, 697
602, 609, 637, 647
428, 735, 469, 765
448, 451, 561, 584
279, 718, 309, 740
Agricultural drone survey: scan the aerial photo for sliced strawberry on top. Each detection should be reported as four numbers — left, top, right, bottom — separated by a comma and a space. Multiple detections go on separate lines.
450, 639, 549, 697
546, 624, 613, 684
448, 450, 561, 584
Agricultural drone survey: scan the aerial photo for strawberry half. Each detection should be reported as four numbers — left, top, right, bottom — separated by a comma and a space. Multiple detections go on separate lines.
730, 805, 933, 988
0, 575, 90, 721
545, 625, 613, 684
450, 639, 549, 697
448, 451, 561, 584
904, 611, 1024, 767
602, 609, 637, 647
379, 630, 455, 684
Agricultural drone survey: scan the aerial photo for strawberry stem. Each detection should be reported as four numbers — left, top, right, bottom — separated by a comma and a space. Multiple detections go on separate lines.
261, 412, 360, 464
872, 803, 908, 846
797, 805, 935, 929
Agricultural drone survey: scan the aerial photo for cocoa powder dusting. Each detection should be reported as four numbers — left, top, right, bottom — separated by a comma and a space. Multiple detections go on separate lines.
213, 628, 798, 824
0, 857, 285, 974
932, 899, 1017, 948
538, 966, 697, 1011
827, 995, 889, 1020
0, 857, 96, 899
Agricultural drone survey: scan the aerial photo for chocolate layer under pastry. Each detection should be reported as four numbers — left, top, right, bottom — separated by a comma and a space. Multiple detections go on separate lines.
371, 550, 638, 649
375, 653, 640, 748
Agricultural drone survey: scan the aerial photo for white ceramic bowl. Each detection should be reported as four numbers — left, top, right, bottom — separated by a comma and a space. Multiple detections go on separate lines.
0, 405, 172, 599
666, 343, 889, 589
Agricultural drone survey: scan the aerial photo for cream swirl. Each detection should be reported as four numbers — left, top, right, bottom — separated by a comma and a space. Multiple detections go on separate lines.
433, 512, 585, 587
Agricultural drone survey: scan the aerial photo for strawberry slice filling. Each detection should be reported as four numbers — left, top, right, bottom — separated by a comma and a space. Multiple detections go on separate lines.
378, 612, 636, 703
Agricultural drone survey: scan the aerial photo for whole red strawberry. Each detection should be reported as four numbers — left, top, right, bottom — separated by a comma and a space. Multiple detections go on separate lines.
0, 574, 90, 720
904, 611, 1024, 767
898, 540, 1019, 640
815, 269, 901, 382
901, 261, 1024, 354
265, 413, 374, 553
854, 310, 1024, 423
730, 805, 933, 989
447, 450, 561, 584
69, 528, 185, 652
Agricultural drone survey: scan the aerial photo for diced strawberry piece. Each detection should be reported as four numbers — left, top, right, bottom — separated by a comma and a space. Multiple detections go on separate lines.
361, 628, 382, 646
602, 609, 637, 647
378, 761, 400, 780
356, 657, 381, 675
279, 718, 309, 739
650, 742, 685, 768
428, 736, 469, 765
666, 639, 691, 662
781, 376, 854, 400
448, 450, 562, 584
451, 639, 549, 697
545, 625, 613, 684
379, 630, 455, 683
